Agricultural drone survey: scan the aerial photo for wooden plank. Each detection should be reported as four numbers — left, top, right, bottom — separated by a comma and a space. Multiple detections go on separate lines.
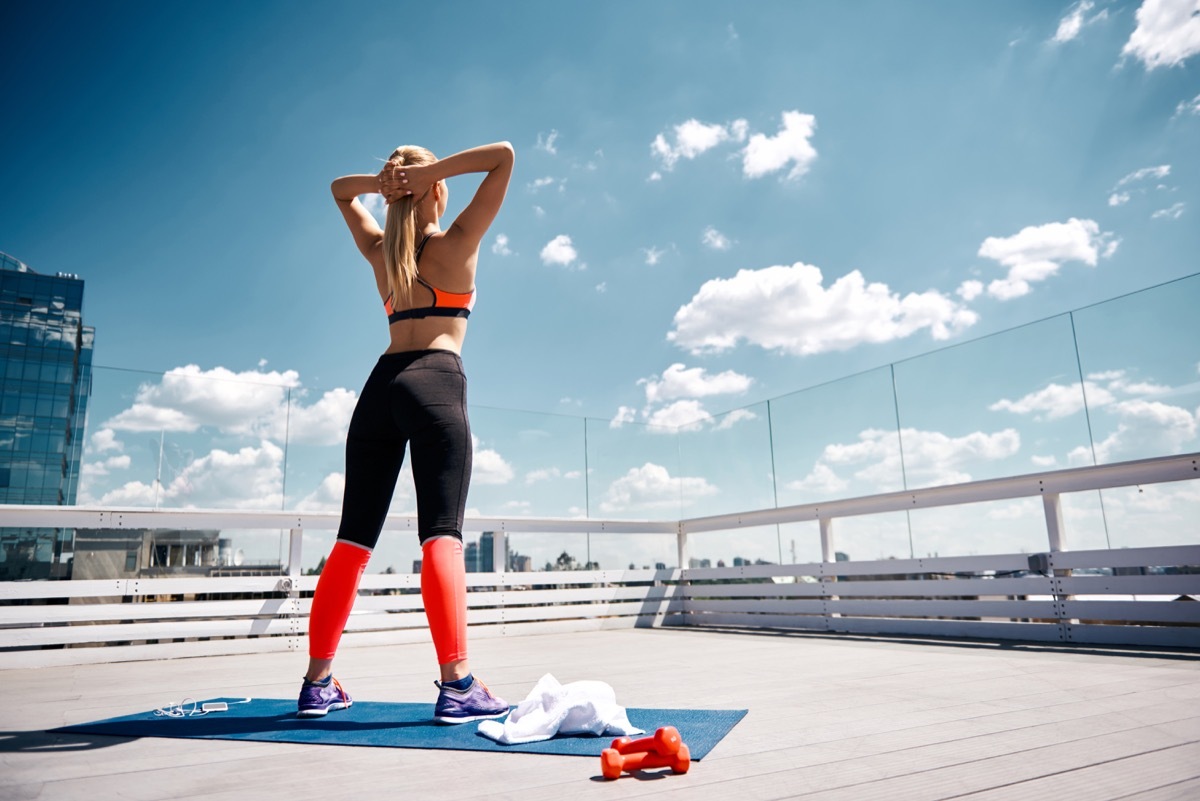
1059, 575, 1200, 596
1050, 545, 1200, 570
0, 597, 296, 625
826, 598, 1059, 619
0, 579, 127, 600
1062, 600, 1200, 624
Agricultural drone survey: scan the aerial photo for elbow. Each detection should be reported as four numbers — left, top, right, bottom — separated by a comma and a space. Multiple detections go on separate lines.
497, 141, 515, 165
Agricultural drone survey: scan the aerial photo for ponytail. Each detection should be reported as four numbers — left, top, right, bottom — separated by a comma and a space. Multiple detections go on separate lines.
381, 145, 437, 309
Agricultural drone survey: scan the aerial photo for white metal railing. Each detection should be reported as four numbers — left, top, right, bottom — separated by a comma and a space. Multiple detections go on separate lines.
1, 452, 1197, 667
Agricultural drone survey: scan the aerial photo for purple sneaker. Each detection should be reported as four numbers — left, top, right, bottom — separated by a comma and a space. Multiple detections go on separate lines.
433, 677, 509, 724
297, 676, 352, 718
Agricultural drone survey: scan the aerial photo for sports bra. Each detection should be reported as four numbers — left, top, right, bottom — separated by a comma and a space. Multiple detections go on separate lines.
384, 233, 476, 323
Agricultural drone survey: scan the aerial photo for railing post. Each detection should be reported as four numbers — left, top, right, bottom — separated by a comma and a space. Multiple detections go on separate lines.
1042, 493, 1074, 641
677, 522, 689, 570
819, 517, 834, 563
286, 528, 304, 651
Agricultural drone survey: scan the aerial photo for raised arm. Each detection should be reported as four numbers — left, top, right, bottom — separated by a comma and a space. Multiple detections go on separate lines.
382, 142, 514, 253
331, 172, 388, 260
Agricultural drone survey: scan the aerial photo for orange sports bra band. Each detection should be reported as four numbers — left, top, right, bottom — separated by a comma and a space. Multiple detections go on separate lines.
383, 233, 476, 323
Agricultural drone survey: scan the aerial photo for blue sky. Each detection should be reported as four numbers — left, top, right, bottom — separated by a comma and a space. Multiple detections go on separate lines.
2, 1, 1198, 567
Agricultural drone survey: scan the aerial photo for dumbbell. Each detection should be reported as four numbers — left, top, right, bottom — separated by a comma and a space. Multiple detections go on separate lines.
600, 743, 691, 779
609, 726, 681, 756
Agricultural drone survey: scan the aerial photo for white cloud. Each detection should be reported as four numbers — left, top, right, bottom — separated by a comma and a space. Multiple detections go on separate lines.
1116, 165, 1171, 187
1031, 455, 1059, 468
669, 263, 978, 356
528, 176, 557, 192
80, 454, 132, 480
651, 118, 748, 171
610, 406, 638, 428
956, 280, 984, 301
525, 467, 563, 485
1108, 192, 1130, 206
1052, 0, 1108, 43
1151, 202, 1186, 219
1175, 92, 1200, 116
272, 388, 357, 446
540, 234, 579, 268
702, 226, 732, 251
595, 282, 607, 293
361, 193, 388, 226
533, 205, 546, 218
599, 462, 718, 513
1070, 399, 1199, 464
646, 400, 712, 431
295, 472, 344, 512
787, 463, 850, 496
492, 233, 512, 256
536, 130, 559, 155
648, 171, 662, 182
89, 428, 123, 453
472, 436, 514, 485
816, 427, 1022, 489
1121, 0, 1200, 69
990, 381, 1116, 420
95, 440, 286, 510
978, 218, 1117, 300
742, 111, 818, 180
639, 363, 753, 405
643, 246, 666, 266
715, 409, 757, 430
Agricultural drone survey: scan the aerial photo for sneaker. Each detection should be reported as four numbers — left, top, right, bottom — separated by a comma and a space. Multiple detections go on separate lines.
297, 676, 352, 718
433, 677, 509, 724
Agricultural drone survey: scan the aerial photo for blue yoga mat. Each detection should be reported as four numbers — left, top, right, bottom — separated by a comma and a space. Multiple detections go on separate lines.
55, 698, 747, 760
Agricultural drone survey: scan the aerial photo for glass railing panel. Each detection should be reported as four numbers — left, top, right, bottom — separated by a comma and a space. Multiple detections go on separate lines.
908, 501, 1052, 558
770, 367, 902, 506
675, 402, 774, 518
688, 524, 790, 568
463, 406, 587, 519
893, 314, 1089, 491
1071, 274, 1200, 466
1099, 485, 1200, 548
584, 417, 683, 521
826, 512, 915, 562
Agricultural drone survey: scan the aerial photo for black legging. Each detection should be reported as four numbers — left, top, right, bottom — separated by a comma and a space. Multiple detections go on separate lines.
336, 349, 472, 548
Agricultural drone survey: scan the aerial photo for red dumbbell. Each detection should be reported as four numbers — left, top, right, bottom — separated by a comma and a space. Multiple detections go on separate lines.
600, 743, 691, 779
609, 726, 681, 756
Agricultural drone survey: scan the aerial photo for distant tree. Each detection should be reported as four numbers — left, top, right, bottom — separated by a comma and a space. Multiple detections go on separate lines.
306, 555, 327, 576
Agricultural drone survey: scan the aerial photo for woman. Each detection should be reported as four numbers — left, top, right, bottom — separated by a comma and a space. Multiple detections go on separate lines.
297, 141, 515, 723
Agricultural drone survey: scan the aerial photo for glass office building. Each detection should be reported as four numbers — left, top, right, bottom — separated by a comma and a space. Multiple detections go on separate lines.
0, 251, 94, 580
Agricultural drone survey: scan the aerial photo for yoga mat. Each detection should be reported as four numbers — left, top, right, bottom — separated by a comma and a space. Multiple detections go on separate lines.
55, 698, 746, 760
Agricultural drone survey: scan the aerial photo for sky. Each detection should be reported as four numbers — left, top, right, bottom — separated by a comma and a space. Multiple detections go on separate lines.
2, 1, 1198, 569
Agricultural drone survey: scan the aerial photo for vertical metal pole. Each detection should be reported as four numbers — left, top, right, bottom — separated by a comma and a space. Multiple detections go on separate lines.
1043, 493, 1067, 552
288, 528, 303, 577
676, 522, 689, 571
286, 527, 304, 651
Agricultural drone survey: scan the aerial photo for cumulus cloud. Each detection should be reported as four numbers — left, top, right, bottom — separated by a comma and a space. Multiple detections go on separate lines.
1109, 192, 1131, 206
101, 365, 356, 447
610, 406, 638, 428
977, 218, 1117, 300
540, 234, 580, 268
1121, 0, 1200, 69
741, 111, 818, 180
1151, 202, 1186, 219
1175, 92, 1200, 116
528, 176, 558, 192
1069, 399, 1199, 464
645, 400, 711, 431
80, 454, 132, 480
651, 118, 748, 171
669, 263, 978, 356
715, 409, 758, 430
1052, 0, 1108, 43
96, 440, 285, 510
795, 427, 1022, 491
294, 472, 344, 513
639, 363, 753, 405
702, 226, 732, 251
536, 130, 559, 155
89, 428, 123, 453
599, 462, 718, 513
643, 246, 667, 266
361, 193, 387, 225
492, 233, 512, 256
990, 370, 1172, 422
472, 436, 514, 485
956, 280, 984, 301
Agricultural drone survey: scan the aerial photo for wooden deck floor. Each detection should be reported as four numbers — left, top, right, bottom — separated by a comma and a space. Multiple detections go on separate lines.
2, 627, 1199, 800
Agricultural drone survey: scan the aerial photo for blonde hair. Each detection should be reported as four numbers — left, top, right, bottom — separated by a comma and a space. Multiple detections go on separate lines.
382, 145, 437, 308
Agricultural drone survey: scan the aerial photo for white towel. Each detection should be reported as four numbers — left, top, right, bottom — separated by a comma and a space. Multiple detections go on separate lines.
477, 673, 644, 745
